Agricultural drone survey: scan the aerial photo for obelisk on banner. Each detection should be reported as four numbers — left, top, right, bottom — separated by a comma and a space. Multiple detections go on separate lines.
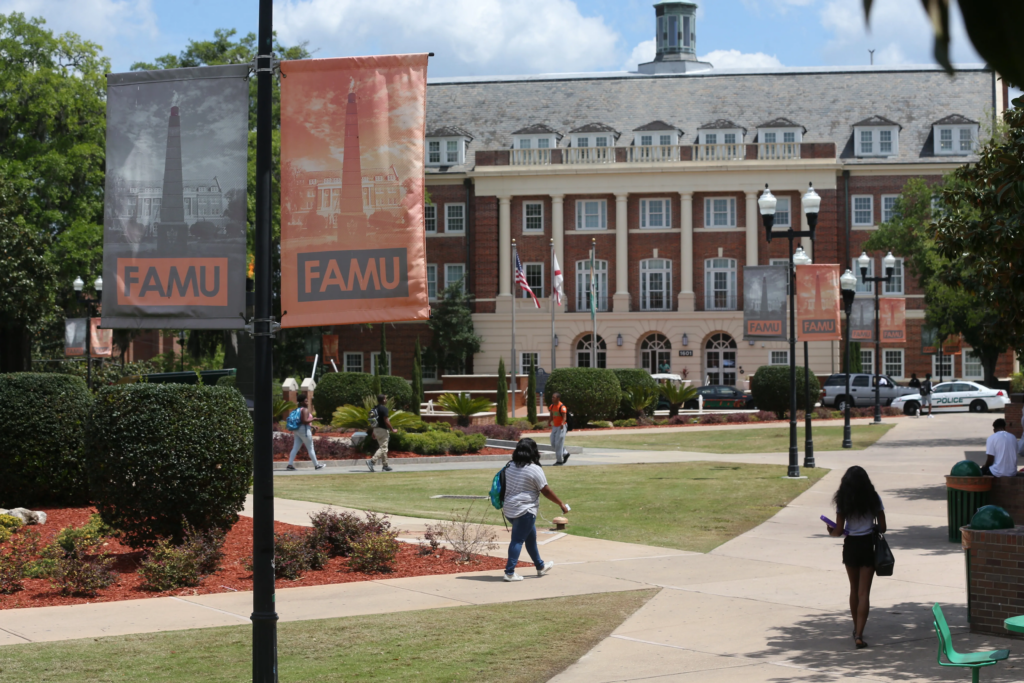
796, 265, 841, 342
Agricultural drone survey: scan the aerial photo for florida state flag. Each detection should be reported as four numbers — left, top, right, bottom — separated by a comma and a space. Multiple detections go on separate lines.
879, 298, 906, 343
796, 265, 841, 342
279, 55, 430, 328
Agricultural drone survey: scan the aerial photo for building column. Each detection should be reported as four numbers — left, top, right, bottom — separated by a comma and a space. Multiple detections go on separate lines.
613, 193, 630, 312
497, 195, 512, 312
679, 191, 694, 311
551, 194, 564, 270
745, 190, 759, 267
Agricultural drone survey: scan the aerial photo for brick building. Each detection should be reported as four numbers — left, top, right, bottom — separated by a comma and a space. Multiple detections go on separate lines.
322, 3, 1019, 389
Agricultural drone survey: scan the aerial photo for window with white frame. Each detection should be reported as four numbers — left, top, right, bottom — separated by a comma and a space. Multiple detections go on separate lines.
427, 140, 441, 164
446, 140, 459, 164
881, 195, 898, 224
426, 264, 437, 301
758, 128, 802, 145
853, 196, 874, 226
523, 263, 543, 299
704, 197, 737, 228
884, 349, 904, 378
640, 258, 672, 311
861, 347, 875, 374
963, 349, 983, 379
445, 203, 465, 233
770, 258, 791, 293
959, 127, 975, 152
425, 137, 466, 166
519, 352, 539, 375
774, 197, 791, 228
523, 202, 543, 232
370, 352, 392, 376
853, 258, 874, 294
424, 204, 436, 233
932, 353, 953, 378
575, 136, 589, 147
769, 350, 789, 365
855, 126, 899, 157
634, 131, 678, 147
576, 199, 607, 230
933, 124, 978, 155
344, 352, 363, 374
421, 362, 438, 380
883, 258, 904, 295
640, 198, 672, 228
595, 136, 609, 147
445, 263, 466, 292
699, 129, 742, 145
575, 259, 608, 312
704, 258, 737, 310
513, 135, 556, 150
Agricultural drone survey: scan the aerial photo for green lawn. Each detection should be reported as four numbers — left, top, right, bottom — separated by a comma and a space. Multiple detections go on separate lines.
561, 424, 895, 454
274, 461, 828, 553
0, 590, 657, 683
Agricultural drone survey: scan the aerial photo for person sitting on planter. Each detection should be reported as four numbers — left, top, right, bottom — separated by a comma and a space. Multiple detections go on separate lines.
983, 418, 1021, 477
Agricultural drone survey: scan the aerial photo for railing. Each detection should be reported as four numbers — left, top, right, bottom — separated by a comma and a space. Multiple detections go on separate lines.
510, 148, 552, 165
693, 144, 746, 162
627, 145, 681, 163
564, 147, 615, 165
758, 142, 801, 160
703, 293, 738, 311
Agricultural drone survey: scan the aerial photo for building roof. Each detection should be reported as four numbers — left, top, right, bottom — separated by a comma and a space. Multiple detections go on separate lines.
851, 115, 902, 130
699, 118, 745, 131
757, 117, 806, 133
511, 123, 562, 137
933, 114, 978, 125
633, 120, 679, 131
424, 65, 990, 172
425, 125, 474, 141
568, 122, 620, 137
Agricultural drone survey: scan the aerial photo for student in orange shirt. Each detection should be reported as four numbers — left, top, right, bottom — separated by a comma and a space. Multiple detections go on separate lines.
547, 392, 569, 465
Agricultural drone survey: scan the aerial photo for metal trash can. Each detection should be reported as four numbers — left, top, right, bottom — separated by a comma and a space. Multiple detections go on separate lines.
945, 461, 992, 543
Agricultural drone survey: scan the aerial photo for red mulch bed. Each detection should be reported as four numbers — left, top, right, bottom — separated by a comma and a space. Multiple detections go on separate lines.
520, 414, 905, 434
0, 507, 510, 611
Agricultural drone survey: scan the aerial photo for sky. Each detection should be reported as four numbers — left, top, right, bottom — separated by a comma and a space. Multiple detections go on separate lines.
0, 0, 993, 78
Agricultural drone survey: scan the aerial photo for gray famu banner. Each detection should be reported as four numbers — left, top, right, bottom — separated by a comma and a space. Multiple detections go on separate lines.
850, 298, 875, 342
742, 266, 787, 341
101, 65, 250, 329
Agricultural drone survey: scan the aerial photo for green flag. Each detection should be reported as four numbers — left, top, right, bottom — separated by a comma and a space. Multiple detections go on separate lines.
589, 248, 597, 322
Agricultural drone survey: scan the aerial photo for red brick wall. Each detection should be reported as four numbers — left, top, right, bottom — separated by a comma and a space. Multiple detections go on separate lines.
511, 196, 553, 301
473, 196, 498, 312
962, 526, 1024, 639
564, 194, 618, 312
321, 321, 433, 380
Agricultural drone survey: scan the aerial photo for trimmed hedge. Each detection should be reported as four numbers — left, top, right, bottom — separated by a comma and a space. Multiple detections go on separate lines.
389, 430, 486, 455
543, 368, 621, 425
84, 384, 253, 549
312, 372, 413, 419
750, 365, 821, 419
611, 369, 659, 419
0, 373, 92, 507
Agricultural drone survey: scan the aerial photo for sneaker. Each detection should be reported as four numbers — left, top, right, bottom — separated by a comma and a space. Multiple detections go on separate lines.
562, 454, 570, 463
365, 460, 375, 472
928, 414, 934, 419
315, 463, 326, 470
537, 561, 555, 576
286, 465, 296, 471
553, 462, 564, 466
382, 465, 393, 472
503, 572, 523, 582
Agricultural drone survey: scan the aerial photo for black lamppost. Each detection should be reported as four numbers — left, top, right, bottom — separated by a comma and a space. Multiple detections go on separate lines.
791, 245, 815, 468
857, 250, 896, 424
72, 275, 103, 390
759, 183, 817, 478
840, 268, 858, 448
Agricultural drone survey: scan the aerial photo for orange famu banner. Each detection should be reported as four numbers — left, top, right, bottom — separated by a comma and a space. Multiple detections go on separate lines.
280, 55, 430, 328
796, 264, 841, 342
90, 318, 113, 358
879, 298, 906, 343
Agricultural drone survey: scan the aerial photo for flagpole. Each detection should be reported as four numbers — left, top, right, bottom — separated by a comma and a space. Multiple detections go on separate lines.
591, 237, 597, 367
511, 239, 517, 419
550, 238, 556, 372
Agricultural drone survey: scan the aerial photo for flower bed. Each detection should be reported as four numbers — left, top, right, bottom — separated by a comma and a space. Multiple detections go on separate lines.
0, 507, 509, 610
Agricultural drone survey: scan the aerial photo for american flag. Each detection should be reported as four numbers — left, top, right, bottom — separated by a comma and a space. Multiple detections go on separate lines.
515, 252, 540, 308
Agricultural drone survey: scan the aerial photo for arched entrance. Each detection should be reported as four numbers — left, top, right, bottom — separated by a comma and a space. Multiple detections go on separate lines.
705, 333, 737, 386
640, 333, 671, 374
575, 334, 607, 368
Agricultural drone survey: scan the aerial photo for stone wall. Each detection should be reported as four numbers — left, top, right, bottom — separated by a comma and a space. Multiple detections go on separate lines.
961, 525, 1024, 639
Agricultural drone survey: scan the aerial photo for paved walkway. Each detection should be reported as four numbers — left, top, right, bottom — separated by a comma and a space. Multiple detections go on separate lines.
2, 412, 1020, 683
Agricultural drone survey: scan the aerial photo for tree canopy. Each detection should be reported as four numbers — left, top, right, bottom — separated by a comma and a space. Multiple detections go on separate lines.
427, 282, 482, 375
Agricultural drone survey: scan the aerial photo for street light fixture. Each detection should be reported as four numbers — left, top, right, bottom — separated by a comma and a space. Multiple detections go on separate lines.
839, 269, 858, 448
858, 250, 896, 424
759, 183, 816, 478
72, 275, 103, 389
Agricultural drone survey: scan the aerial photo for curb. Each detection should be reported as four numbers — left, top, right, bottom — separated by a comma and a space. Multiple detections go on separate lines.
275, 451, 576, 471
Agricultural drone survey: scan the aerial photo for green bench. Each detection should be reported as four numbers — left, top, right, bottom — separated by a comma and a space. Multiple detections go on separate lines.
932, 604, 1010, 682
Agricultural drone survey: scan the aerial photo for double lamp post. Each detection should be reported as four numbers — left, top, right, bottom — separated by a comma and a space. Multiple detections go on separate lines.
72, 275, 104, 390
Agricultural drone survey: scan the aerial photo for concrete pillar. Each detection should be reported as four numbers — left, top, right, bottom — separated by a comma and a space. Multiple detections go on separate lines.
745, 191, 759, 267
551, 194, 564, 268
613, 193, 630, 312
679, 191, 694, 311
498, 195, 511, 299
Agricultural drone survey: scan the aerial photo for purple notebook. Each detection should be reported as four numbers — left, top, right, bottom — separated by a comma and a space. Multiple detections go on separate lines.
821, 515, 848, 536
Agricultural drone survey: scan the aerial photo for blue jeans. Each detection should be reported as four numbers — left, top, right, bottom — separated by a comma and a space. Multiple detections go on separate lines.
505, 512, 543, 575
287, 426, 319, 467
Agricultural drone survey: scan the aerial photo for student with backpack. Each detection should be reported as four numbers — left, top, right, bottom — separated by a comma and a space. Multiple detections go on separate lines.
547, 392, 569, 465
495, 438, 569, 582
919, 373, 934, 418
365, 394, 396, 472
286, 394, 326, 471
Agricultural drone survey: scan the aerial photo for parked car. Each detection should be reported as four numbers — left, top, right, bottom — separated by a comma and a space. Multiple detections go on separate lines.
891, 381, 1010, 415
683, 385, 756, 410
820, 373, 917, 412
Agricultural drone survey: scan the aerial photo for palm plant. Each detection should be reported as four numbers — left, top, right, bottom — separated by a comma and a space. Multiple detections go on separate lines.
659, 383, 698, 417
625, 385, 660, 421
331, 396, 422, 431
437, 392, 495, 427
274, 398, 297, 422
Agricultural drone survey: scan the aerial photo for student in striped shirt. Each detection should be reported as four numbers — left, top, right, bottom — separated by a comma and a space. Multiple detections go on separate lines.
503, 438, 569, 582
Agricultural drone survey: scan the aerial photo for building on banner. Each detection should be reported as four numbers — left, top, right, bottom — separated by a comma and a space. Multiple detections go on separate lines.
65, 319, 87, 357
796, 265, 841, 342
879, 298, 906, 343
742, 266, 787, 342
101, 65, 250, 330
90, 319, 114, 358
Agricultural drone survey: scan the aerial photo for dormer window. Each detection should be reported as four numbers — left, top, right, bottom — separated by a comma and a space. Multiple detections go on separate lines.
932, 115, 978, 156
568, 123, 619, 149
756, 118, 804, 146
425, 126, 473, 167
511, 124, 561, 152
696, 120, 744, 146
852, 116, 900, 158
633, 121, 680, 148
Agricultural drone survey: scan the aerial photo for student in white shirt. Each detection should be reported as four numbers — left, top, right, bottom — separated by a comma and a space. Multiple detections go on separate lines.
983, 418, 1021, 477
502, 438, 569, 582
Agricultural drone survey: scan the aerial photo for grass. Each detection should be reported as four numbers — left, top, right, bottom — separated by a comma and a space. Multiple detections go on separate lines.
0, 590, 657, 683
561, 424, 895, 454
274, 461, 829, 553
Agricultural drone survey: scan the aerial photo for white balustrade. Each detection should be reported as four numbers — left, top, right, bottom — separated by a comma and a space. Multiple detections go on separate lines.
693, 144, 747, 162
627, 145, 681, 163
757, 142, 801, 160
510, 148, 552, 165
564, 146, 615, 164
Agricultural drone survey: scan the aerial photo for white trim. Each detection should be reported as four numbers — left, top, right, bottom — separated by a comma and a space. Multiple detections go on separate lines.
519, 351, 540, 375
758, 127, 802, 144
424, 203, 437, 233
639, 258, 672, 311
852, 195, 874, 226
854, 125, 899, 157
523, 201, 544, 232
575, 259, 609, 312
513, 134, 556, 150
883, 348, 904, 379
881, 194, 898, 224
883, 257, 904, 296
370, 351, 392, 376
698, 129, 743, 145
860, 347, 875, 375
634, 131, 678, 147
774, 196, 791, 228
445, 263, 466, 292
703, 197, 737, 228
769, 349, 789, 366
933, 124, 978, 156
445, 203, 466, 233
575, 199, 608, 230
343, 352, 363, 374
853, 257, 874, 295
704, 257, 738, 311
640, 198, 672, 229
522, 262, 544, 299
426, 136, 466, 166
426, 264, 437, 301
932, 353, 953, 379
962, 349, 984, 379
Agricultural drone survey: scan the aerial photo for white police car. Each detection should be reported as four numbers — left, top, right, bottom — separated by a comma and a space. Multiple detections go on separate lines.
891, 381, 1010, 415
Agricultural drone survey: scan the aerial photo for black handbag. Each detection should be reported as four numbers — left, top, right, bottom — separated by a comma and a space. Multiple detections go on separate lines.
874, 529, 895, 576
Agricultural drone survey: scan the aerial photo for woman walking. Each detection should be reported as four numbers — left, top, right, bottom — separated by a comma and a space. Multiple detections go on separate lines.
286, 394, 326, 471
825, 466, 886, 649
503, 438, 569, 582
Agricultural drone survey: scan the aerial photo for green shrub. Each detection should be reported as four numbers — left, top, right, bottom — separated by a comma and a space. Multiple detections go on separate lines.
428, 421, 451, 432
0, 514, 23, 531
308, 509, 365, 558
274, 532, 315, 580
85, 384, 253, 549
510, 418, 533, 430
543, 368, 621, 425
216, 375, 237, 388
0, 529, 40, 594
313, 372, 413, 419
1010, 373, 1024, 394
437, 393, 494, 427
50, 514, 115, 556
332, 396, 422, 431
611, 369, 659, 419
23, 558, 55, 579
389, 430, 486, 455
138, 538, 202, 591
49, 531, 116, 597
349, 528, 400, 574
0, 373, 92, 507
750, 365, 821, 419
612, 418, 638, 428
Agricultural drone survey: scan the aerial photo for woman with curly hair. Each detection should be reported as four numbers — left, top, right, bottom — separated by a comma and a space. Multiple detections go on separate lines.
825, 465, 886, 649
502, 438, 569, 582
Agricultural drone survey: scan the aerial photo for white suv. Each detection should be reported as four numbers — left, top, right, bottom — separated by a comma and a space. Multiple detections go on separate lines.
820, 373, 917, 412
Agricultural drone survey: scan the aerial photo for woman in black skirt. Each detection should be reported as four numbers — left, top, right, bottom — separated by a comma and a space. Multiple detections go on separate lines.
825, 466, 886, 649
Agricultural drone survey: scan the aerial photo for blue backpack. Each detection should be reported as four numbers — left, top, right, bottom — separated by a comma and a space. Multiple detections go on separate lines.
286, 408, 302, 431
489, 462, 512, 510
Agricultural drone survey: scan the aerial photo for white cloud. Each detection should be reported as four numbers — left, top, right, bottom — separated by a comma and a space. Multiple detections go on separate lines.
621, 38, 655, 71
276, 0, 622, 76
700, 49, 783, 69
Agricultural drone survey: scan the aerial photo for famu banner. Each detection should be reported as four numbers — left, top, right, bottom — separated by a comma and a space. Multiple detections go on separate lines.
796, 264, 841, 342
879, 298, 906, 343
90, 318, 113, 358
922, 326, 962, 355
742, 266, 787, 341
101, 65, 250, 329
279, 55, 430, 328
850, 299, 874, 342
65, 318, 87, 356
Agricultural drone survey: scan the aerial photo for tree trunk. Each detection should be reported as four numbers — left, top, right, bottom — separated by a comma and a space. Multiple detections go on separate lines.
0, 323, 31, 373
981, 348, 1000, 388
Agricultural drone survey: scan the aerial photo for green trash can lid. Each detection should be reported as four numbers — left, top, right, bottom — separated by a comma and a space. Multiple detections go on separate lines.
950, 460, 983, 477
970, 505, 1015, 530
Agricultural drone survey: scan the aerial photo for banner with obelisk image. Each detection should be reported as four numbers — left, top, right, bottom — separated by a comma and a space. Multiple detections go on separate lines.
102, 65, 250, 329
279, 55, 430, 328
879, 298, 906, 343
743, 266, 787, 341
850, 299, 875, 342
65, 319, 87, 356
796, 265, 841, 342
